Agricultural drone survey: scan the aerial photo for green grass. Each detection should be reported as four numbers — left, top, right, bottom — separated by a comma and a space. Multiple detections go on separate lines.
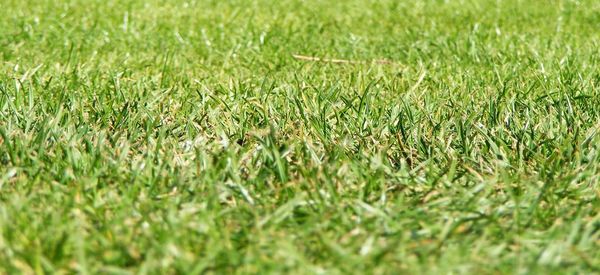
1, 0, 599, 273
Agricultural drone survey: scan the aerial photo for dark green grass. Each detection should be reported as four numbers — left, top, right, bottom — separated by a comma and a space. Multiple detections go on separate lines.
0, 0, 599, 273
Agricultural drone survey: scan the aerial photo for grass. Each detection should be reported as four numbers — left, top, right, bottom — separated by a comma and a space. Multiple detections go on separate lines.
0, 0, 599, 273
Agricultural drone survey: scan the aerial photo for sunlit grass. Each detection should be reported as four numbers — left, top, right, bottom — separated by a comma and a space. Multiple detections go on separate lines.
0, 0, 599, 273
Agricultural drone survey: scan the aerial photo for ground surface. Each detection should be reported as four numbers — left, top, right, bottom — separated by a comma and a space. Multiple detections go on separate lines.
1, 0, 599, 273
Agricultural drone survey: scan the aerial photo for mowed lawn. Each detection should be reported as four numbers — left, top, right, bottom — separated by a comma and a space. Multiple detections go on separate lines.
1, 0, 599, 273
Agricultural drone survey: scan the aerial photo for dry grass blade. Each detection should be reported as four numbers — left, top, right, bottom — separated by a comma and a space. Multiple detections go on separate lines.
292, 54, 397, 65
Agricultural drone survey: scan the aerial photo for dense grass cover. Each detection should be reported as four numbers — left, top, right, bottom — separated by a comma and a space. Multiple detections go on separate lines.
1, 0, 599, 273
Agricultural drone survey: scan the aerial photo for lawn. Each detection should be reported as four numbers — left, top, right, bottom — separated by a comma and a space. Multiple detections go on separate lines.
0, 0, 599, 273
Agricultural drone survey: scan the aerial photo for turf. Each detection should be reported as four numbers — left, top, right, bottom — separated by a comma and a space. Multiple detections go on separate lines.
1, 0, 599, 273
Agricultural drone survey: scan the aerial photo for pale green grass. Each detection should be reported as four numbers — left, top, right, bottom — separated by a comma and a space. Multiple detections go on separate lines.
0, 0, 599, 273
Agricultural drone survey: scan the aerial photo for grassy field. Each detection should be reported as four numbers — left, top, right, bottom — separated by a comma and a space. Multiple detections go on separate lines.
1, 0, 599, 273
